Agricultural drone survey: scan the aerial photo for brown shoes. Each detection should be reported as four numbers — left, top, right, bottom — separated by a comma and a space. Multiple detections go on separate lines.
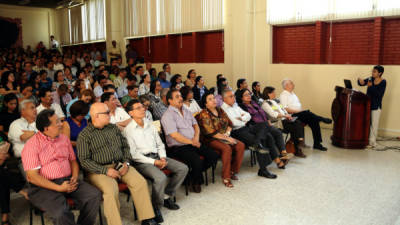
295, 148, 307, 158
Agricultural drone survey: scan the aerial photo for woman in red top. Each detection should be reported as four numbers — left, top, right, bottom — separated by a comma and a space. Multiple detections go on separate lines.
196, 92, 245, 188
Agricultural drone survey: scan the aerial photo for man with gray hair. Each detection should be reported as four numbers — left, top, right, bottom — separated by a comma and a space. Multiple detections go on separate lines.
149, 88, 169, 120
279, 78, 332, 151
8, 99, 38, 158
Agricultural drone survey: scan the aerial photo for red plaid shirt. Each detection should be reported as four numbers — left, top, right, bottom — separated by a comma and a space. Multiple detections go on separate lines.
22, 132, 76, 180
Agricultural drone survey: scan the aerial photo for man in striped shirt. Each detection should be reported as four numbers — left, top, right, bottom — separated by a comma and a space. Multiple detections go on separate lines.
21, 109, 102, 225
77, 103, 158, 225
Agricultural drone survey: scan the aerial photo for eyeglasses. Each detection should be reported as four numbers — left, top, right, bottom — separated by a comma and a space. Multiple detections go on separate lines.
97, 110, 110, 115
243, 93, 251, 97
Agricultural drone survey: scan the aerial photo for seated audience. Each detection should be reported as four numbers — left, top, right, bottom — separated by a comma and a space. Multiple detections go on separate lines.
52, 84, 73, 114
170, 74, 184, 90
101, 92, 131, 128
192, 76, 208, 103
180, 86, 202, 116
184, 69, 197, 88
0, 94, 19, 133
77, 103, 158, 225
262, 86, 306, 158
149, 80, 168, 120
237, 89, 292, 165
124, 99, 188, 218
93, 75, 108, 100
0, 71, 19, 95
8, 99, 38, 158
121, 85, 139, 107
251, 81, 264, 104
161, 89, 218, 193
29, 72, 41, 96
17, 83, 38, 106
118, 75, 137, 98
0, 132, 28, 225
234, 78, 248, 101
139, 74, 151, 96
67, 100, 89, 154
221, 89, 277, 179
280, 79, 332, 151
135, 66, 145, 82
66, 89, 94, 119
215, 77, 228, 107
196, 92, 245, 188
37, 88, 65, 120
162, 64, 172, 81
39, 70, 53, 90
158, 72, 171, 89
138, 95, 154, 122
22, 109, 102, 225
113, 68, 128, 89
357, 65, 387, 147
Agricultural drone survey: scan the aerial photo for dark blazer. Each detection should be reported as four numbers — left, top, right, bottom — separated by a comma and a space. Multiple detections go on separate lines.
192, 85, 208, 103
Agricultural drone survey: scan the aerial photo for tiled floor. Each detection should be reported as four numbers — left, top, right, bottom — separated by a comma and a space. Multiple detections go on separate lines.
8, 129, 400, 225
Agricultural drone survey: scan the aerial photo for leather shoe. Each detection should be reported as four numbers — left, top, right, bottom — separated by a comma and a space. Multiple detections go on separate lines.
153, 207, 163, 223
295, 148, 307, 158
313, 144, 328, 151
321, 118, 332, 124
141, 219, 159, 225
164, 198, 180, 210
257, 169, 277, 179
191, 184, 201, 193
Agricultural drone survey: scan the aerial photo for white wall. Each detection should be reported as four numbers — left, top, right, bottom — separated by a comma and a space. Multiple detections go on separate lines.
0, 4, 55, 49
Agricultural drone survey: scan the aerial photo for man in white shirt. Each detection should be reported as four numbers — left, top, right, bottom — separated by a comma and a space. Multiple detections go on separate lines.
109, 40, 121, 62
221, 90, 277, 179
36, 88, 71, 138
279, 78, 332, 151
101, 92, 131, 129
8, 99, 38, 158
50, 35, 59, 50
123, 99, 188, 219
36, 88, 65, 120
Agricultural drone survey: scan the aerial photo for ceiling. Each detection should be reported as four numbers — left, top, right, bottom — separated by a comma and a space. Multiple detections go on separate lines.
0, 0, 66, 8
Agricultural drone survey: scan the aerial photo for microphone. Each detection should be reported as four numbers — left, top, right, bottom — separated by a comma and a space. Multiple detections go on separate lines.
368, 77, 372, 82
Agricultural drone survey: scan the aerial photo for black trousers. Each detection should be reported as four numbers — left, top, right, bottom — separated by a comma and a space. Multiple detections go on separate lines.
259, 122, 286, 153
282, 119, 305, 149
28, 177, 102, 225
167, 144, 218, 184
0, 166, 25, 214
293, 110, 324, 145
231, 124, 278, 171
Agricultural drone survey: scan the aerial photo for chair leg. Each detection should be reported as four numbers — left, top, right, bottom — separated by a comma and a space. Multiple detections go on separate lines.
252, 151, 257, 166
185, 177, 189, 196
212, 163, 215, 184
132, 201, 138, 221
98, 206, 103, 225
30, 205, 33, 225
204, 169, 208, 186
250, 150, 254, 167
174, 196, 176, 202
40, 212, 45, 225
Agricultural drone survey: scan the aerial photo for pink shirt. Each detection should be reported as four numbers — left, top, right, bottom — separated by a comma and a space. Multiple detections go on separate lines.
22, 132, 76, 180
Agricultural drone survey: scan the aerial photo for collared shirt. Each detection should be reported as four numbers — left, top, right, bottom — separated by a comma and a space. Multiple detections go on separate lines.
21, 132, 75, 180
36, 103, 65, 119
77, 123, 132, 175
161, 106, 197, 147
138, 83, 150, 96
110, 107, 131, 124
113, 76, 127, 88
93, 85, 103, 98
51, 91, 72, 106
221, 102, 251, 130
123, 119, 166, 164
279, 90, 302, 111
198, 86, 206, 99
149, 93, 168, 120
183, 100, 202, 115
8, 117, 38, 157
159, 79, 171, 89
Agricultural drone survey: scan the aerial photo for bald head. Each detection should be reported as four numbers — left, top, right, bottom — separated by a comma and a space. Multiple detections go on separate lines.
90, 102, 110, 127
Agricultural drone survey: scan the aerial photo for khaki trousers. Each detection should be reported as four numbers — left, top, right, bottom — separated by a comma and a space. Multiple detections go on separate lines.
88, 165, 154, 225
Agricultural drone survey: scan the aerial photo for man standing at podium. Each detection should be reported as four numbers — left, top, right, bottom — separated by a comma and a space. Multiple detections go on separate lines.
280, 79, 332, 151
358, 65, 387, 148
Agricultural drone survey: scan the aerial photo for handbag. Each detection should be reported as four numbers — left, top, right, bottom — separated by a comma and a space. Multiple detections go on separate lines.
285, 139, 296, 154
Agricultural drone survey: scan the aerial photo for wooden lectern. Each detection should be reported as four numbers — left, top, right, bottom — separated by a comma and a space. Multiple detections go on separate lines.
331, 86, 371, 149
